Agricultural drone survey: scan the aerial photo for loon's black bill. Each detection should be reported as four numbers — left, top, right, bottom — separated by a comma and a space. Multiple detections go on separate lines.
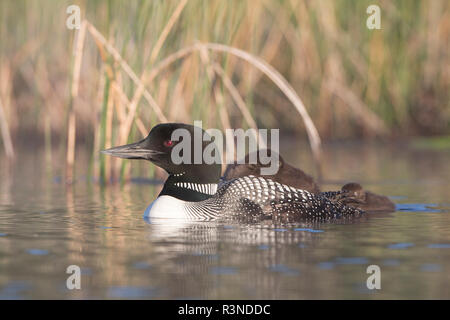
101, 141, 162, 160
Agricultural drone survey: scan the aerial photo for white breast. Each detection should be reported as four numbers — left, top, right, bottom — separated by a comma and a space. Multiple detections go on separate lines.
144, 195, 190, 220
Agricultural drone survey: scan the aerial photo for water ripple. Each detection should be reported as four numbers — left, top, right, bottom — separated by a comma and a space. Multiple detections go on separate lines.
387, 243, 415, 249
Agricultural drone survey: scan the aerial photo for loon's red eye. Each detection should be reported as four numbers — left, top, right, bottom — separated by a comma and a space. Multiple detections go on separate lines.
163, 140, 173, 147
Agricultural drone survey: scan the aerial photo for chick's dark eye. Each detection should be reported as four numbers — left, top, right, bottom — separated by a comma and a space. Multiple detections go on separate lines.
163, 140, 173, 147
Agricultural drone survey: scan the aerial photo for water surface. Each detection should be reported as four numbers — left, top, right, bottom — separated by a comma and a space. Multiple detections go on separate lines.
0, 142, 449, 299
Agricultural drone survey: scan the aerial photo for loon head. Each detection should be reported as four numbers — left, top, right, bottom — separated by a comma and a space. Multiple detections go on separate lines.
102, 123, 222, 201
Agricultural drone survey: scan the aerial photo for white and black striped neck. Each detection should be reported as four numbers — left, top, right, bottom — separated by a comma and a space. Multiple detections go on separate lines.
159, 174, 218, 202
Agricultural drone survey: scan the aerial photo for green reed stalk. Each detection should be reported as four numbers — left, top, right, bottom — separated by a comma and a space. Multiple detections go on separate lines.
99, 74, 111, 184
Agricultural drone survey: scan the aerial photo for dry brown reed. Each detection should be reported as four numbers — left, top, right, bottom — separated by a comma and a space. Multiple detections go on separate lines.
201, 43, 322, 166
66, 20, 87, 181
60, 1, 324, 182
0, 96, 14, 158
2, 1, 448, 183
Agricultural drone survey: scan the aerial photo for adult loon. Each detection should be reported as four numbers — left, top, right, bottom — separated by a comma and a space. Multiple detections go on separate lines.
223, 150, 395, 213
102, 123, 363, 222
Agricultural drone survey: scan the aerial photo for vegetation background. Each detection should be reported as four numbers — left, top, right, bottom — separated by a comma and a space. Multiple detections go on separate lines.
0, 0, 448, 182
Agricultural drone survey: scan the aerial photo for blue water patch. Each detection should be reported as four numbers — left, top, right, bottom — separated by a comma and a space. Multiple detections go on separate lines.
143, 216, 151, 224
269, 264, 300, 276
223, 225, 234, 229
0, 281, 32, 299
317, 262, 335, 270
387, 243, 415, 249
108, 286, 158, 299
98, 226, 112, 229
382, 259, 400, 266
420, 264, 442, 272
298, 243, 307, 248
26, 249, 49, 256
274, 228, 288, 232
428, 244, 450, 249
396, 203, 441, 213
335, 257, 368, 265
258, 245, 269, 250
0, 233, 7, 237
80, 267, 93, 275
293, 228, 324, 233
133, 262, 152, 270
210, 266, 237, 275
53, 176, 62, 184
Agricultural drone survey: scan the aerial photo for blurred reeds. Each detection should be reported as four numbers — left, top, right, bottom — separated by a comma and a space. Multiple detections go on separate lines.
0, 0, 448, 182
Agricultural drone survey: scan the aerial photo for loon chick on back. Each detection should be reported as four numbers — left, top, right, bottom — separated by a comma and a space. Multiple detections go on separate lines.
222, 150, 320, 194
102, 123, 363, 223
223, 151, 395, 213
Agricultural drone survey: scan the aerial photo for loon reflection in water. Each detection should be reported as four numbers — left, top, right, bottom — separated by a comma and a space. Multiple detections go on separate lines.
102, 123, 363, 223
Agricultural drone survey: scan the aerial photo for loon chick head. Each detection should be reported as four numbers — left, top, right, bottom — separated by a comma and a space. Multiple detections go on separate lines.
320, 182, 395, 213
223, 149, 320, 194
341, 183, 365, 198
341, 182, 396, 212
103, 123, 364, 222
